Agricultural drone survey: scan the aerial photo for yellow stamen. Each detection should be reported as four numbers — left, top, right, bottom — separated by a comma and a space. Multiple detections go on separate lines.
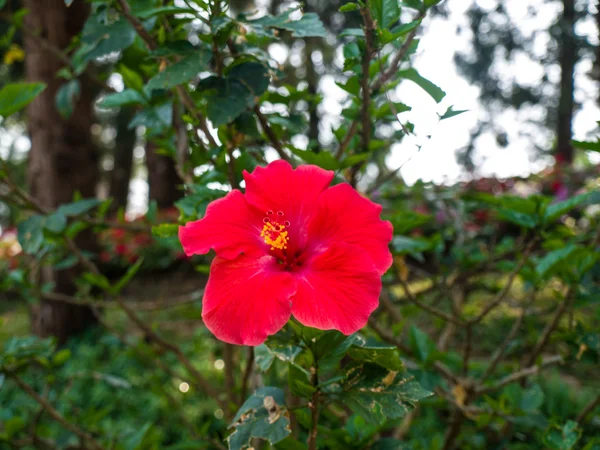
260, 221, 289, 250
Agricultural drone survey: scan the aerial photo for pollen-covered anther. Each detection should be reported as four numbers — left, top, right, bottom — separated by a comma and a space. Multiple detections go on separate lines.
260, 218, 290, 250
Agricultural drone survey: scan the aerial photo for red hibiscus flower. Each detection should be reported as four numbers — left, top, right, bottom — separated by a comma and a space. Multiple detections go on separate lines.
179, 161, 393, 345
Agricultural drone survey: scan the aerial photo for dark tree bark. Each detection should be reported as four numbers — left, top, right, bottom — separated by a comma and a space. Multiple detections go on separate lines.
24, 0, 99, 344
145, 142, 183, 209
109, 107, 137, 211
555, 0, 576, 164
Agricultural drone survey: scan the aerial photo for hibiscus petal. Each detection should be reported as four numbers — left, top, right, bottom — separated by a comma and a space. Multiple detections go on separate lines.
291, 242, 381, 335
243, 161, 334, 247
307, 183, 393, 274
178, 190, 265, 259
203, 255, 296, 345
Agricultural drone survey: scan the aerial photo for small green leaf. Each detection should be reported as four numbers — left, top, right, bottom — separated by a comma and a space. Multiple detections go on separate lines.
544, 190, 600, 223
55, 79, 80, 119
229, 387, 291, 450
99, 89, 147, 108
409, 325, 437, 364
439, 105, 468, 120
391, 236, 431, 256
4, 416, 25, 438
536, 244, 578, 279
572, 139, 600, 152
52, 348, 72, 366
543, 421, 581, 450
151, 223, 179, 238
111, 257, 144, 295
370, 0, 400, 29
0, 82, 46, 117
44, 212, 68, 233
399, 69, 446, 103
17, 215, 45, 254
348, 339, 404, 371
124, 422, 152, 450
339, 3, 359, 12
145, 50, 211, 92
129, 102, 173, 133
57, 198, 102, 217
288, 363, 316, 398
338, 364, 432, 424
520, 383, 544, 411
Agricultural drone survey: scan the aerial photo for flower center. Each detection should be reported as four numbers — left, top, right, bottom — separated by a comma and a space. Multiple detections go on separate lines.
260, 210, 291, 251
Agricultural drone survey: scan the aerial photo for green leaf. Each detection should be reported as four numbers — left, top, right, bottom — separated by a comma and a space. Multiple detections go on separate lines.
338, 364, 432, 424
497, 208, 538, 228
248, 8, 327, 38
55, 79, 80, 119
111, 258, 144, 295
52, 348, 72, 366
0, 82, 46, 117
199, 63, 270, 126
544, 190, 600, 223
289, 147, 340, 170
391, 236, 431, 257
1, 336, 55, 366
17, 215, 45, 254
348, 339, 404, 371
543, 421, 581, 450
135, 5, 196, 18
520, 383, 544, 411
399, 69, 446, 103
145, 50, 211, 92
536, 244, 579, 279
255, 343, 302, 372
80, 17, 136, 62
409, 325, 437, 364
57, 198, 102, 217
439, 105, 468, 120
370, 0, 400, 29
4, 416, 25, 438
129, 102, 173, 133
151, 223, 179, 238
124, 422, 152, 450
278, 13, 327, 37
288, 363, 316, 398
99, 89, 147, 108
44, 212, 68, 233
572, 139, 600, 153
339, 3, 359, 12
229, 387, 291, 450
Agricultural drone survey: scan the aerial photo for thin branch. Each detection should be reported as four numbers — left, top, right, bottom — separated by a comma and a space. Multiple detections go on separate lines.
334, 120, 359, 160
41, 288, 203, 311
254, 106, 290, 161
399, 278, 464, 325
8, 373, 106, 450
524, 288, 575, 367
372, 14, 423, 93
240, 347, 255, 402
469, 239, 536, 324
476, 355, 563, 395
349, 5, 377, 187
576, 394, 600, 423
481, 293, 536, 381
307, 362, 320, 450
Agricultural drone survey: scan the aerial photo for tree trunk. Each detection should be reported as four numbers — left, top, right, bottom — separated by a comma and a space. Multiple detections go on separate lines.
145, 141, 183, 209
109, 107, 137, 211
555, 0, 576, 164
24, 0, 99, 344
